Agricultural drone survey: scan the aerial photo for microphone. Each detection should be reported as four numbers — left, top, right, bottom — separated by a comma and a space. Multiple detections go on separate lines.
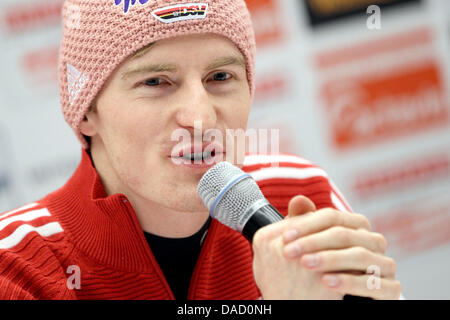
197, 161, 284, 242
197, 161, 371, 300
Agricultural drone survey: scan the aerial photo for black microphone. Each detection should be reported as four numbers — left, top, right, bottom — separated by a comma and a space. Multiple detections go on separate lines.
197, 161, 372, 300
197, 161, 284, 242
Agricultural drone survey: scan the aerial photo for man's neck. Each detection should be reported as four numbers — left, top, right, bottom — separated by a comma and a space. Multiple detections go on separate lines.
132, 200, 210, 238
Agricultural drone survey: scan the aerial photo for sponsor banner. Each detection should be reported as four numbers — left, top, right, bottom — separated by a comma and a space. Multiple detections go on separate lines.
0, 0, 63, 104
0, 0, 79, 209
253, 72, 289, 106
249, 66, 302, 156
321, 61, 448, 150
1, 0, 63, 35
246, 115, 301, 158
372, 188, 450, 259
315, 27, 449, 150
0, 125, 20, 212
303, 0, 421, 26
314, 26, 432, 69
309, 19, 450, 298
22, 44, 59, 86
353, 152, 449, 199
245, 0, 285, 47
21, 155, 80, 202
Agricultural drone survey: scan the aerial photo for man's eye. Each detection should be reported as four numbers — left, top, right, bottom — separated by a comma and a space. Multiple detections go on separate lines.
212, 72, 232, 82
143, 78, 165, 86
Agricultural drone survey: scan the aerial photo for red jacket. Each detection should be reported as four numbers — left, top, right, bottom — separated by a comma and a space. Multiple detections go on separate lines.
0, 150, 350, 299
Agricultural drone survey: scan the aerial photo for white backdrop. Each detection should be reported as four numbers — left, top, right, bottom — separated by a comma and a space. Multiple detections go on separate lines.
0, 0, 449, 299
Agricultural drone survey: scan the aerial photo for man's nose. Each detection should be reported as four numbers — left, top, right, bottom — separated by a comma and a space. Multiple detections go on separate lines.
174, 79, 218, 131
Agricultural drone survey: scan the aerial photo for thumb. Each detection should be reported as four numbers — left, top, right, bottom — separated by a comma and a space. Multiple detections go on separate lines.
287, 195, 316, 219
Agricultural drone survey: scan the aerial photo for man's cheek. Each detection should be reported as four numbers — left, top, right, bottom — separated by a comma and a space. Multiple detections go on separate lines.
115, 155, 147, 188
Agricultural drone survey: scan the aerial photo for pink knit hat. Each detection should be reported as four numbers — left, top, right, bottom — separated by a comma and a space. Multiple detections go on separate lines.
59, 0, 256, 148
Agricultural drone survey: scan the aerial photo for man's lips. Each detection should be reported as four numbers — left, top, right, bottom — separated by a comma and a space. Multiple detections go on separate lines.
170, 142, 225, 159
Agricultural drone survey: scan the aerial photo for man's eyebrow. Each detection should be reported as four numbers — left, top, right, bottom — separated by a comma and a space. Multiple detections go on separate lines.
121, 63, 178, 80
121, 55, 246, 80
205, 55, 246, 71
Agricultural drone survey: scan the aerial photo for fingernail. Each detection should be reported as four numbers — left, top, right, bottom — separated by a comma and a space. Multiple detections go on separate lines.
283, 229, 299, 242
304, 254, 319, 267
325, 275, 340, 288
284, 243, 301, 258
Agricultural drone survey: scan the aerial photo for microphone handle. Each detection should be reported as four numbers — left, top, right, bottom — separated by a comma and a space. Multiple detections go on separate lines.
242, 204, 284, 242
241, 203, 372, 300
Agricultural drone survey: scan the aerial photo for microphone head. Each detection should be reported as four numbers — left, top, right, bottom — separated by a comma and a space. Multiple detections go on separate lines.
197, 161, 267, 232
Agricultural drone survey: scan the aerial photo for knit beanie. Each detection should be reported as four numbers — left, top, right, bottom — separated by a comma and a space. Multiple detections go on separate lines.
59, 0, 256, 148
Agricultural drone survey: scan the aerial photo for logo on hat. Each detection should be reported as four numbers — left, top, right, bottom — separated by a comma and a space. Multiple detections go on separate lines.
152, 3, 208, 23
114, 0, 150, 14
67, 63, 89, 106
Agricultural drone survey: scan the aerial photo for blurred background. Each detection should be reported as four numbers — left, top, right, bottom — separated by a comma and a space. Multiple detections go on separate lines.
0, 0, 449, 299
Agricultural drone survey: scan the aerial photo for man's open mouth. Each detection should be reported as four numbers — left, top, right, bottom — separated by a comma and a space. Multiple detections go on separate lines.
171, 143, 224, 165
180, 150, 216, 162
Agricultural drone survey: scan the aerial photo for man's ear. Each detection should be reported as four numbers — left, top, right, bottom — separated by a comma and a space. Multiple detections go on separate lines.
80, 114, 97, 137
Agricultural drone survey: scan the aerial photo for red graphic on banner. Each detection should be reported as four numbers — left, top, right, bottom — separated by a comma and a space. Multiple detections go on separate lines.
315, 27, 432, 69
372, 194, 450, 259
245, 0, 284, 46
254, 74, 287, 102
22, 45, 59, 85
353, 153, 449, 198
3, 0, 63, 33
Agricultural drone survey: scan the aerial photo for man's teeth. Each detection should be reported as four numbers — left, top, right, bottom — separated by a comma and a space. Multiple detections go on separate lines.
182, 151, 213, 160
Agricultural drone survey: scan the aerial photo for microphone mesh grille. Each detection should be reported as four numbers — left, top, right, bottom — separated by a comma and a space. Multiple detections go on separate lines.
197, 162, 266, 231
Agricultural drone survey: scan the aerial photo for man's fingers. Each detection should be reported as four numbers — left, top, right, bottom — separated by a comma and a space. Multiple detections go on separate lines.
282, 208, 371, 244
283, 227, 387, 258
287, 195, 316, 218
321, 273, 402, 300
298, 247, 396, 278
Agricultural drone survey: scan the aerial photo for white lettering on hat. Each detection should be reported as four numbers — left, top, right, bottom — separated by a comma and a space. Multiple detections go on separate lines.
151, 3, 208, 24
67, 63, 89, 106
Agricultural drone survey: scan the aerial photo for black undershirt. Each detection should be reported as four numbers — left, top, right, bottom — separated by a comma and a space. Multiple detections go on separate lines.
143, 217, 211, 300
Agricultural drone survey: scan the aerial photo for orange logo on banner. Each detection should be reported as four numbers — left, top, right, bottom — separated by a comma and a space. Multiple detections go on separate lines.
316, 27, 449, 149
321, 62, 448, 149
245, 0, 283, 46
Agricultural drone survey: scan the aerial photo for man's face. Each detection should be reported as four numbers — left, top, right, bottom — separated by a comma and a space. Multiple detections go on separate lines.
83, 33, 251, 213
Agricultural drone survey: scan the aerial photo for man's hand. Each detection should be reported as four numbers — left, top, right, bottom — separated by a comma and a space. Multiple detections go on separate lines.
252, 195, 402, 300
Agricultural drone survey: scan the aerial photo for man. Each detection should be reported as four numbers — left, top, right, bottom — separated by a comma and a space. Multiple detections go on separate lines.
0, 0, 401, 300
